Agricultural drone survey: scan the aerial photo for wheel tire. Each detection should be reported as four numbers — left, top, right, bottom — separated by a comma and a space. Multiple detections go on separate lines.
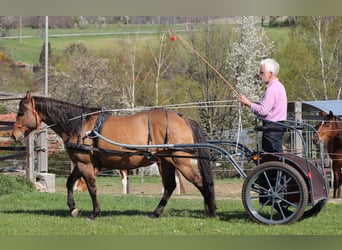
242, 161, 308, 225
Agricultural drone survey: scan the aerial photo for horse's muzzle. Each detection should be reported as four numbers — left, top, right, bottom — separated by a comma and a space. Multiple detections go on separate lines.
11, 132, 24, 143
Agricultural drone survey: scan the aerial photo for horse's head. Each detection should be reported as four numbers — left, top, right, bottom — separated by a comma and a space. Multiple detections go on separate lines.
312, 123, 320, 145
12, 91, 42, 142
313, 111, 339, 144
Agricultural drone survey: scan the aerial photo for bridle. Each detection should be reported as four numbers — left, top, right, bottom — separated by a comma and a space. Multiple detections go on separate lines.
13, 98, 42, 130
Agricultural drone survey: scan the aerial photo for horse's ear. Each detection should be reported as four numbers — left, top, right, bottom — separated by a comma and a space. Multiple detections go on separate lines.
320, 111, 327, 117
329, 110, 334, 117
24, 91, 31, 104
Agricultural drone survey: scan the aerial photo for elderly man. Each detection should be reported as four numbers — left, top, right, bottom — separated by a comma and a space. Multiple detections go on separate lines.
239, 58, 287, 153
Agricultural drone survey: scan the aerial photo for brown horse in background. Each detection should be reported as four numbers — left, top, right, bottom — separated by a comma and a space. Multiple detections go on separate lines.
74, 169, 129, 194
75, 167, 186, 195
12, 92, 216, 219
313, 111, 342, 198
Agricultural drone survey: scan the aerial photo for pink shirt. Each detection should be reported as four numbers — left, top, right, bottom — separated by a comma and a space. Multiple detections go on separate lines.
250, 78, 287, 122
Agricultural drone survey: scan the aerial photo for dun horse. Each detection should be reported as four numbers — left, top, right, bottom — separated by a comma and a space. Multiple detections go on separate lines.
313, 111, 342, 198
12, 92, 216, 219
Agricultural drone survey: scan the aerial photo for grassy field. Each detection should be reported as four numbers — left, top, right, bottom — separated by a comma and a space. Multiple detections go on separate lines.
0, 176, 341, 236
0, 24, 290, 65
0, 24, 186, 65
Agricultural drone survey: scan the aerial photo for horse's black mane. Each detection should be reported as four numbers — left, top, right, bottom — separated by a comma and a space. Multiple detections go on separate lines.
25, 96, 101, 135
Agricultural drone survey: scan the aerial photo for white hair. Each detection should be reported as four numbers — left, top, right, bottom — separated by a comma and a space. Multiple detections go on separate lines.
260, 58, 280, 76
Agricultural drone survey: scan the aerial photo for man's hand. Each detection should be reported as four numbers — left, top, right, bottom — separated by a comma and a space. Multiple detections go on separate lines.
238, 94, 253, 107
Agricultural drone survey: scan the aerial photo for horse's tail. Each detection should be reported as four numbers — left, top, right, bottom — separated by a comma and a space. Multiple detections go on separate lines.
184, 117, 216, 217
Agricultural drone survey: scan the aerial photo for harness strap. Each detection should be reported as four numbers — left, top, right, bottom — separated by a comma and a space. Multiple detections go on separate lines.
164, 110, 170, 144
64, 142, 199, 159
92, 112, 111, 148
147, 111, 153, 145
77, 114, 84, 145
90, 111, 111, 170
147, 109, 170, 148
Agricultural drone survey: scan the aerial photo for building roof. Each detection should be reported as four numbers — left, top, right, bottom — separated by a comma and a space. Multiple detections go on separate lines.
287, 100, 342, 121
303, 100, 342, 116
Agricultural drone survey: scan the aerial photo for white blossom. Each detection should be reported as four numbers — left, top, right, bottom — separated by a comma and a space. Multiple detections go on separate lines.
227, 16, 275, 101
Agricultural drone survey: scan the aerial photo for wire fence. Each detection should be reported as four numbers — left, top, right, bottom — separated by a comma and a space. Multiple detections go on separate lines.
0, 98, 334, 186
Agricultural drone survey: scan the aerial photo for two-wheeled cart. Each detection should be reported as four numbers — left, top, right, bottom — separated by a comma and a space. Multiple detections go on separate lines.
90, 118, 329, 225
209, 118, 329, 224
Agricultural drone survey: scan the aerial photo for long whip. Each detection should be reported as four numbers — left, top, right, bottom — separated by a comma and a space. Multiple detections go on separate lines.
169, 29, 240, 97
170, 29, 243, 147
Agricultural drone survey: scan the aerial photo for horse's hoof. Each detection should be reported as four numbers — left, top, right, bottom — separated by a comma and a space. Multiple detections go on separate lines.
86, 216, 96, 221
71, 208, 80, 217
148, 213, 159, 218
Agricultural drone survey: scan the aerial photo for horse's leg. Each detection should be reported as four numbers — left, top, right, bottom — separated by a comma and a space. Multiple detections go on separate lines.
82, 164, 101, 220
175, 158, 216, 217
338, 167, 342, 198
120, 170, 128, 195
66, 166, 82, 217
332, 163, 339, 198
74, 167, 100, 192
176, 170, 186, 194
151, 160, 176, 218
74, 177, 87, 192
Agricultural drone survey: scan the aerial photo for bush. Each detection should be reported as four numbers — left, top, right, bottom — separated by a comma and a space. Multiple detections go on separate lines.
0, 174, 35, 195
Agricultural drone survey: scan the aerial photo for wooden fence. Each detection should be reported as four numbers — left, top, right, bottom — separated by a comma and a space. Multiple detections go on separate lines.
0, 120, 26, 162
0, 111, 53, 192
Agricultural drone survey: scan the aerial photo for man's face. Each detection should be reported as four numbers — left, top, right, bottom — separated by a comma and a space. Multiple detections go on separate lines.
259, 65, 271, 83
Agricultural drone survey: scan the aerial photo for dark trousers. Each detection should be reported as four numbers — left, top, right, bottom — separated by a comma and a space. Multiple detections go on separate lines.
262, 121, 284, 153
262, 131, 284, 153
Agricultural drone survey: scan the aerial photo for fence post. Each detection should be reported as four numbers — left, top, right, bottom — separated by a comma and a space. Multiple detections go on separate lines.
294, 101, 303, 155
26, 132, 35, 183
35, 128, 55, 193
37, 129, 48, 173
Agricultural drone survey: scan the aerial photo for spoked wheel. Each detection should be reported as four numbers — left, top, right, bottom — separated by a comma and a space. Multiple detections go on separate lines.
242, 161, 308, 225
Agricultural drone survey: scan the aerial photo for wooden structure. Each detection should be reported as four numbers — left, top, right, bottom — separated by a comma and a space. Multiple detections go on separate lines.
0, 92, 53, 192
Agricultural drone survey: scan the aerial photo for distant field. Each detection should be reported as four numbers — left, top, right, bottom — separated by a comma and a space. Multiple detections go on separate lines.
0, 24, 191, 65
0, 24, 290, 65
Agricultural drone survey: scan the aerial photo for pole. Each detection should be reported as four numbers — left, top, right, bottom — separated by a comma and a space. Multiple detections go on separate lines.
294, 101, 303, 156
44, 16, 48, 96
38, 16, 49, 173
26, 132, 35, 183
19, 16, 22, 44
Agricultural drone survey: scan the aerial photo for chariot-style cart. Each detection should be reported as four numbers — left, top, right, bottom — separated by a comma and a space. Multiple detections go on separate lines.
208, 118, 329, 224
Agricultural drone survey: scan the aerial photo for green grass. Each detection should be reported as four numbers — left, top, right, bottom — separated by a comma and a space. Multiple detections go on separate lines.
0, 191, 341, 235
1, 37, 43, 65
0, 176, 340, 235
0, 174, 35, 195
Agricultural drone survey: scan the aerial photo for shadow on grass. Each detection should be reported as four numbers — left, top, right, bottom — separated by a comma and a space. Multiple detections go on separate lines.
165, 208, 247, 221
0, 208, 248, 222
